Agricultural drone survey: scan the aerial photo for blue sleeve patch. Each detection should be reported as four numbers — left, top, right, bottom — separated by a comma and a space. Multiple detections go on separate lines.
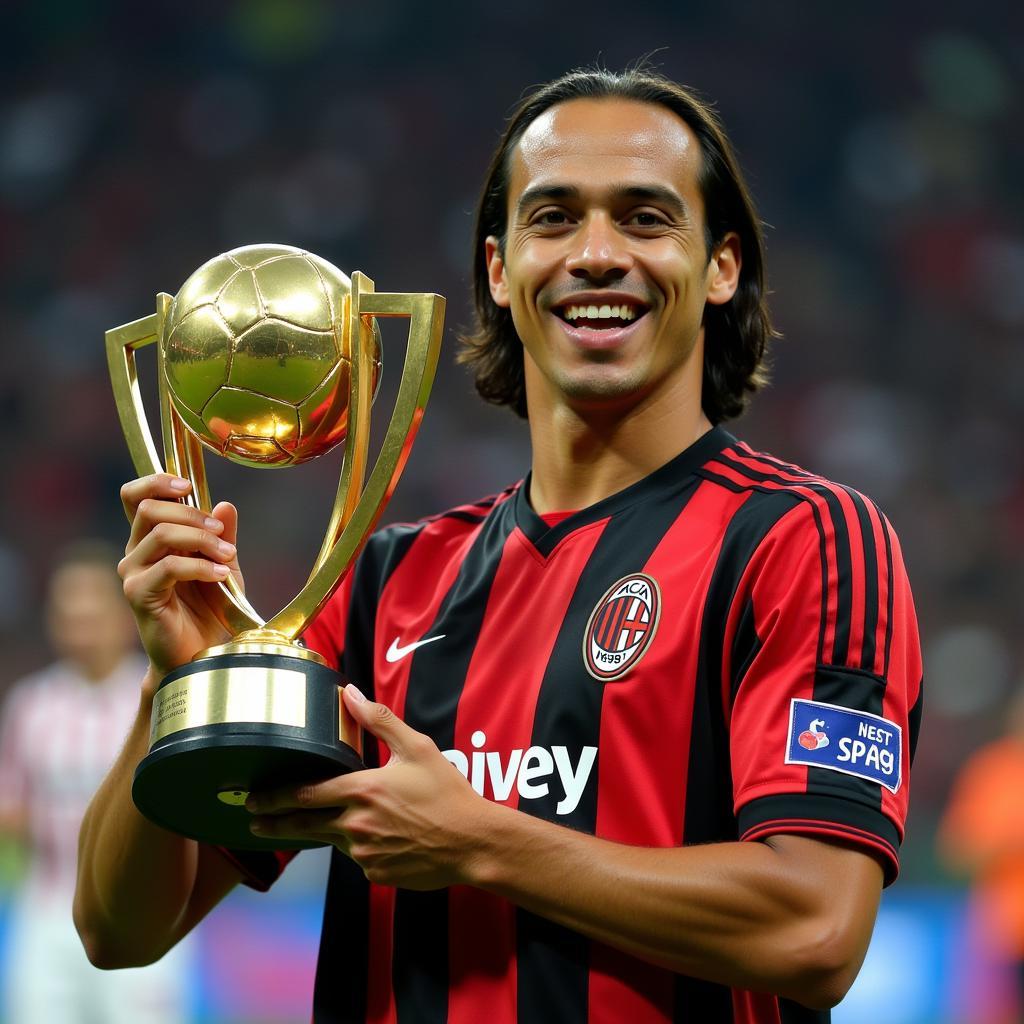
786, 698, 902, 793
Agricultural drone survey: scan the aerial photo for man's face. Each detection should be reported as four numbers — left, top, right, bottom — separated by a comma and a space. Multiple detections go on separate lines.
47, 563, 135, 676
486, 97, 739, 415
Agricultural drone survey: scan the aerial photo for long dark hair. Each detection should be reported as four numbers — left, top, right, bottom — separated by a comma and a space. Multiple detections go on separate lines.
458, 66, 775, 422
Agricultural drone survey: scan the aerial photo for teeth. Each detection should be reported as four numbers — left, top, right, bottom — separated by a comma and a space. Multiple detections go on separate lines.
562, 304, 638, 323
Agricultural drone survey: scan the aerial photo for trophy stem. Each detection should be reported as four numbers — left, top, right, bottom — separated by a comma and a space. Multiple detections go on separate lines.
308, 276, 375, 585
265, 291, 444, 641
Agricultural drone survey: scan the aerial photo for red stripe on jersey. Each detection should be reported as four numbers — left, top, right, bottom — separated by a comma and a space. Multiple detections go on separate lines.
863, 499, 891, 676
366, 511, 506, 1022
588, 942, 673, 1024
588, 480, 751, 1023
300, 567, 355, 668
879, 522, 921, 842
732, 988, 782, 1024
375, 516, 493, 756
709, 453, 842, 664
725, 447, 896, 672
725, 503, 822, 807
447, 520, 607, 1024
366, 884, 397, 1024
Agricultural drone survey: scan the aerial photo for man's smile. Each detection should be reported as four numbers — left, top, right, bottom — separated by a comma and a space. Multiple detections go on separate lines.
549, 291, 651, 344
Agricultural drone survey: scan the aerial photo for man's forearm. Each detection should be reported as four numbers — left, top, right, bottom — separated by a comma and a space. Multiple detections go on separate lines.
464, 801, 881, 1009
74, 672, 205, 968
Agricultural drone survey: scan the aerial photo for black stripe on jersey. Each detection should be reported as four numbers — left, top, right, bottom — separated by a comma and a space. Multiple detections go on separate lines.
908, 683, 923, 764
514, 475, 707, 1024
807, 665, 884, 812
729, 598, 761, 704
732, 444, 812, 480
706, 454, 855, 667
696, 466, 833, 668
871, 500, 896, 678
391, 498, 519, 1024
737, 792, 900, 860
844, 486, 878, 672
425, 509, 489, 525
676, 488, 801, 1023
810, 486, 852, 665
314, 524, 424, 1024
779, 998, 829, 1023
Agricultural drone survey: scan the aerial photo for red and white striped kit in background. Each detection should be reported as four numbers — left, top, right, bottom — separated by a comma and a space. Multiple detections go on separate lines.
0, 653, 191, 1024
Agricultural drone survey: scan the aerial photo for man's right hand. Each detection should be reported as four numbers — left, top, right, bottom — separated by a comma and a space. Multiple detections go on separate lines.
119, 474, 243, 686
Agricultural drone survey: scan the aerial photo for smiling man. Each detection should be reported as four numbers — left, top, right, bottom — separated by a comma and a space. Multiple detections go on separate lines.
76, 68, 923, 1024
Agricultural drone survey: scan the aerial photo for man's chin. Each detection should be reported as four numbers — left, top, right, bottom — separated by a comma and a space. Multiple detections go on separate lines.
552, 371, 653, 414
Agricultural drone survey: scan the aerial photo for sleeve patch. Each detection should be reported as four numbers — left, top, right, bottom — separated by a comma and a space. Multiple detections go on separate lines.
786, 698, 903, 793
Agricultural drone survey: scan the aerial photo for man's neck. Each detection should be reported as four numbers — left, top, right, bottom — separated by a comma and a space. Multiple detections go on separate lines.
526, 391, 712, 515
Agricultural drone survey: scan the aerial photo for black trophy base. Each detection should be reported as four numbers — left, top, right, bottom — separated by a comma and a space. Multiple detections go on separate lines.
132, 651, 364, 850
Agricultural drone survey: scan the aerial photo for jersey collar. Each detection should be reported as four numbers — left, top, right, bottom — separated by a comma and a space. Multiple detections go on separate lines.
514, 424, 736, 557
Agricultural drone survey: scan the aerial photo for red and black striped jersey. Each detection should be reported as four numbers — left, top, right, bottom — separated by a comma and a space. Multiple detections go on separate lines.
228, 425, 923, 1024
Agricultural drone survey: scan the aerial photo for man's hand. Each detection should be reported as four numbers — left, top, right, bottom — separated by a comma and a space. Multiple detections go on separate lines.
247, 685, 487, 889
118, 474, 243, 684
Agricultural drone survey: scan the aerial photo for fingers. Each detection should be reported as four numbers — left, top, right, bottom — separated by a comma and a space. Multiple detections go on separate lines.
246, 776, 360, 816
121, 473, 192, 522
249, 809, 344, 844
211, 500, 239, 547
343, 685, 426, 759
118, 475, 243, 611
122, 553, 234, 610
127, 520, 235, 570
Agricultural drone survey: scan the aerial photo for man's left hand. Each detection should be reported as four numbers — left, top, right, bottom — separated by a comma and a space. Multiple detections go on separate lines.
246, 685, 488, 889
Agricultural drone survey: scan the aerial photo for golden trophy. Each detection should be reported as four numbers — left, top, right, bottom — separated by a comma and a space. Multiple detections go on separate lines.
106, 244, 444, 849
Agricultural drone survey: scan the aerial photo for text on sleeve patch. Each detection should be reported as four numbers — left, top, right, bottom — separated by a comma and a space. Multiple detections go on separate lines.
785, 698, 902, 793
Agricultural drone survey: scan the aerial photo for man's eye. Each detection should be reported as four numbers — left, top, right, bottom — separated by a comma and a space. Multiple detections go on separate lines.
629, 211, 666, 227
536, 210, 569, 226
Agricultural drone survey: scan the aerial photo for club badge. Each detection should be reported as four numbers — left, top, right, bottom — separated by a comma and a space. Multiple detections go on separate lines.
583, 573, 661, 681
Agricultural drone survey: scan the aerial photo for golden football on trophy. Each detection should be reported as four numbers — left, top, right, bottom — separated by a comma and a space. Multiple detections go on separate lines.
105, 244, 445, 849
163, 244, 382, 467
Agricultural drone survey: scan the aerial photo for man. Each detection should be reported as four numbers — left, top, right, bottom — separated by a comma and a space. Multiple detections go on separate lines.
75, 67, 923, 1023
0, 543, 189, 1024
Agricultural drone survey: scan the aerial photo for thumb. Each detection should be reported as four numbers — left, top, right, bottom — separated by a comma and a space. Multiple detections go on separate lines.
211, 501, 239, 547
343, 685, 420, 759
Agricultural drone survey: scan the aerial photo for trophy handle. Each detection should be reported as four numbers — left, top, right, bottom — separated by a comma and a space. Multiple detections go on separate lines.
265, 277, 445, 640
105, 296, 265, 634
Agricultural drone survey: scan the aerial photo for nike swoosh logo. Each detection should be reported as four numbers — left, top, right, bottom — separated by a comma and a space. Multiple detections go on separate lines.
385, 634, 446, 663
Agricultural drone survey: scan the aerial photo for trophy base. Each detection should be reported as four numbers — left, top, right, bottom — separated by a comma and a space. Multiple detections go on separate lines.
132, 651, 364, 850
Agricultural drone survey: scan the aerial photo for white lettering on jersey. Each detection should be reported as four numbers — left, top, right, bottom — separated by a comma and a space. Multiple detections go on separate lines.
441, 731, 597, 815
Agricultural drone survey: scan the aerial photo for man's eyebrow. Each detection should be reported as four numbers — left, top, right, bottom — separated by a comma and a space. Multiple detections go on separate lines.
613, 185, 690, 220
514, 183, 690, 219
515, 185, 580, 216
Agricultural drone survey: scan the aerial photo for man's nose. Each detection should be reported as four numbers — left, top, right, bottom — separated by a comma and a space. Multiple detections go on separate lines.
564, 214, 632, 280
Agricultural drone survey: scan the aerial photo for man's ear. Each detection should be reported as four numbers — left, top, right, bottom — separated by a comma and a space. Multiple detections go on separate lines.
485, 236, 511, 308
706, 232, 741, 307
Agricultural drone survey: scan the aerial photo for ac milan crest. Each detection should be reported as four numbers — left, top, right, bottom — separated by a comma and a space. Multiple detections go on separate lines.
583, 573, 661, 681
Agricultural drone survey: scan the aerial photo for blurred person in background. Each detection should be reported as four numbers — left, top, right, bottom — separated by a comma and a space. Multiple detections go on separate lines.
0, 541, 190, 1024
940, 688, 1024, 1017
75, 67, 923, 1023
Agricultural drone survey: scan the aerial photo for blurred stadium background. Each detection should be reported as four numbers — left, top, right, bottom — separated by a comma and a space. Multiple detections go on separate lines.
0, 2, 1021, 1021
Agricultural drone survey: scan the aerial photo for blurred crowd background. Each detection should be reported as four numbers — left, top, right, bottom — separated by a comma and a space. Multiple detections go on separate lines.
0, 2, 1022, 1021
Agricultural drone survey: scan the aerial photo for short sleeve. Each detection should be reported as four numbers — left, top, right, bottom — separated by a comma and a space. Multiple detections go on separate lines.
727, 492, 923, 884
